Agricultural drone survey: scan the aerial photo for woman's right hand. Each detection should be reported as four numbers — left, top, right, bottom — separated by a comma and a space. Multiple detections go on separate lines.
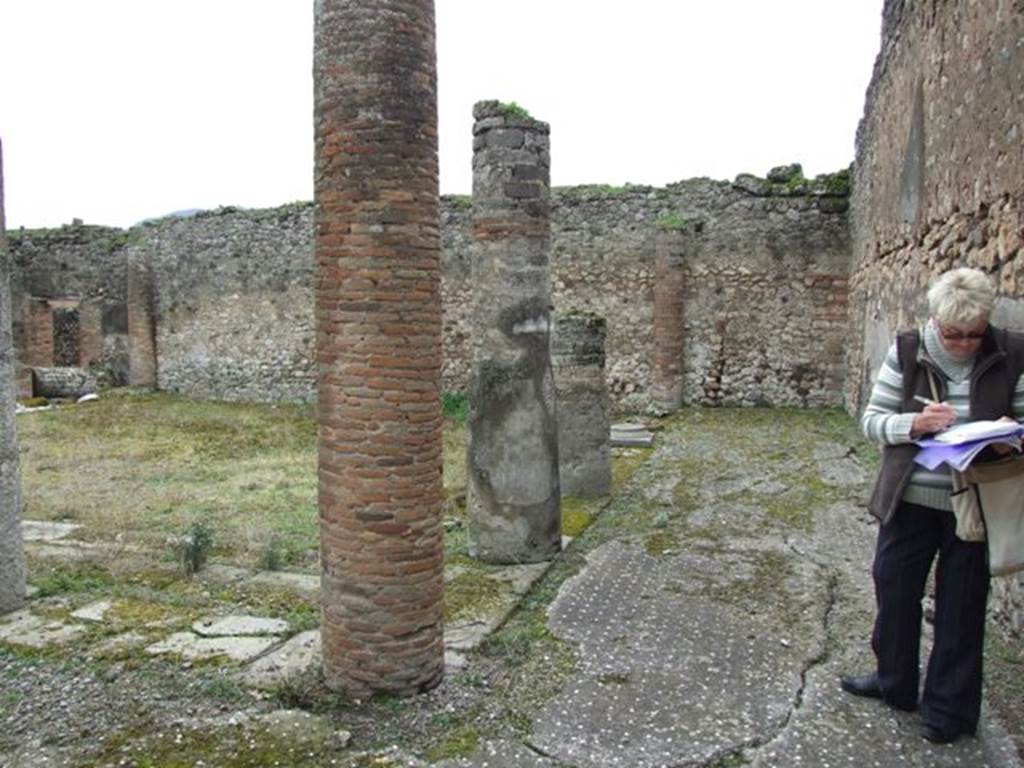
911, 402, 957, 437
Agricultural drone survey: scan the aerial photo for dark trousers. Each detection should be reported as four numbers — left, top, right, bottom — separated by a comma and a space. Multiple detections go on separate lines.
871, 501, 990, 732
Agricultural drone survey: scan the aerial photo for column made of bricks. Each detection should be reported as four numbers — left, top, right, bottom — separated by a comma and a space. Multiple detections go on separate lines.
23, 299, 54, 370
467, 100, 561, 563
314, 0, 444, 697
551, 312, 610, 498
651, 229, 689, 412
0, 139, 27, 614
126, 251, 157, 387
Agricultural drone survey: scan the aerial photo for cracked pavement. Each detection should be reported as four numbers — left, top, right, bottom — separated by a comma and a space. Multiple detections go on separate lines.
442, 413, 1023, 768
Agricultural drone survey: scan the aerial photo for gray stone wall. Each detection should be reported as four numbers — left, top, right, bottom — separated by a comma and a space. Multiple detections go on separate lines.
130, 205, 316, 401
849, 0, 1024, 639
8, 170, 850, 408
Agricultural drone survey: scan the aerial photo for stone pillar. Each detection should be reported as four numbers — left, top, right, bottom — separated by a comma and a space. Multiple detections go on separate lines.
651, 228, 689, 412
467, 101, 561, 563
0, 139, 27, 615
314, 0, 445, 697
127, 251, 157, 387
552, 312, 610, 498
77, 299, 105, 371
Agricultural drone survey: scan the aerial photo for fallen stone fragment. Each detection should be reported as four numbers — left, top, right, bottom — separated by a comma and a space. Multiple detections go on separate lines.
193, 615, 289, 637
254, 709, 352, 750
21, 520, 81, 541
70, 599, 113, 623
241, 630, 320, 689
610, 423, 654, 447
0, 610, 88, 648
146, 631, 279, 663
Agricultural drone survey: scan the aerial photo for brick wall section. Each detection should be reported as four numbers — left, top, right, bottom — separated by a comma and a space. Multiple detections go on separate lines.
314, 0, 445, 697
651, 229, 689, 411
0, 138, 27, 615
848, 0, 1024, 638
467, 101, 561, 563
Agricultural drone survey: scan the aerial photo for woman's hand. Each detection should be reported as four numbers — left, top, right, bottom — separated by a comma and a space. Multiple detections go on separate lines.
911, 402, 957, 437
992, 416, 1023, 455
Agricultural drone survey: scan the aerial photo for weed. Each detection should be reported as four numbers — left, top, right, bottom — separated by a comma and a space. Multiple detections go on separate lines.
498, 101, 531, 119
32, 565, 112, 597
172, 522, 214, 576
258, 537, 284, 572
442, 391, 469, 423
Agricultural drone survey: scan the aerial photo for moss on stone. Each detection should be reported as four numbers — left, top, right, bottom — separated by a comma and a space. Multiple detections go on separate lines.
443, 570, 506, 622
561, 497, 594, 538
645, 531, 678, 556
655, 212, 689, 232
424, 725, 482, 761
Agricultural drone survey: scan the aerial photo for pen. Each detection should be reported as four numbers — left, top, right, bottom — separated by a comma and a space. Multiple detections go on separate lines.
913, 395, 937, 406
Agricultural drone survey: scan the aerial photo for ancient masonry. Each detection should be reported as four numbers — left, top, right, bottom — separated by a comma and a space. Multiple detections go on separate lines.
551, 312, 611, 497
651, 227, 690, 412
314, 0, 445, 696
467, 101, 562, 563
0, 139, 27, 615
849, 0, 1024, 637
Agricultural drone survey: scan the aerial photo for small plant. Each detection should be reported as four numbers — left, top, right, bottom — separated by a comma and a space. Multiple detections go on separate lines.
258, 537, 284, 572
172, 522, 214, 576
656, 212, 689, 232
499, 100, 531, 119
442, 391, 469, 423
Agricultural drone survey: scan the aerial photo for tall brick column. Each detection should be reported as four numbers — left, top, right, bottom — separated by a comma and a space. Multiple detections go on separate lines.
314, 0, 445, 696
0, 139, 27, 615
552, 312, 611, 498
651, 228, 689, 412
127, 250, 157, 387
467, 101, 561, 563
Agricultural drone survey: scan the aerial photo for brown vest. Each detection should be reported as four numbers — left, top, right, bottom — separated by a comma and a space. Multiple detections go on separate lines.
867, 325, 1024, 524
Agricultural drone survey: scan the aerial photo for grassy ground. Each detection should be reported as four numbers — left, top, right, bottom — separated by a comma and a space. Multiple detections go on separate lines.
17, 389, 479, 572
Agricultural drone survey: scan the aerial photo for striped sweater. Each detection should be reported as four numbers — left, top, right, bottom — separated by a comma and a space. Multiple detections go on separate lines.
861, 321, 1024, 511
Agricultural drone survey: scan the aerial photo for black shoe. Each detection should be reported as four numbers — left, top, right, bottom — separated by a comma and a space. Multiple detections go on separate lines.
840, 673, 883, 699
921, 723, 960, 745
839, 673, 917, 712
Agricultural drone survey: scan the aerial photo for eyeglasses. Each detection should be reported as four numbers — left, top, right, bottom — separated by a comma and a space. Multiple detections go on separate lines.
939, 325, 987, 341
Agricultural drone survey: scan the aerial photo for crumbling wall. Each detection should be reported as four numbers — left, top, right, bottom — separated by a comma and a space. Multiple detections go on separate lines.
9, 170, 850, 407
131, 205, 316, 401
8, 223, 128, 390
849, 0, 1024, 638
447, 174, 851, 409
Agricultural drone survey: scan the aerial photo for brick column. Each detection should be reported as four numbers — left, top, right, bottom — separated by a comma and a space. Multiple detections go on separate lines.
651, 228, 689, 412
467, 101, 561, 563
552, 312, 610, 498
314, 0, 445, 697
127, 250, 157, 387
23, 298, 54, 369
0, 138, 27, 615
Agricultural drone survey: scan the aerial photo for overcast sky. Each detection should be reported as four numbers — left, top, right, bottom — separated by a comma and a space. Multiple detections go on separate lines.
0, 1, 884, 230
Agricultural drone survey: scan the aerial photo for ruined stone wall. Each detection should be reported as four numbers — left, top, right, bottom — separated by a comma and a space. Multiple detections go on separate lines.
848, 0, 1024, 638
130, 205, 316, 401
8, 172, 850, 407
448, 175, 851, 409
8, 224, 129, 389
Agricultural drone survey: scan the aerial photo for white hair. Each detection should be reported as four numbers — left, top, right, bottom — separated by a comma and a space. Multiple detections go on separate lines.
927, 267, 995, 326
